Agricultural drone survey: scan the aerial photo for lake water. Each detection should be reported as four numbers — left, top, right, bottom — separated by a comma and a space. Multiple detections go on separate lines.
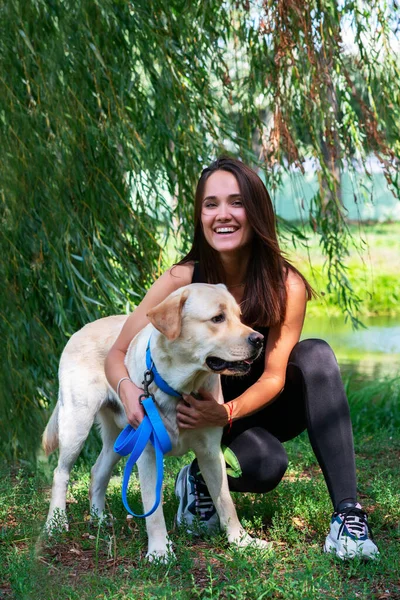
301, 315, 400, 381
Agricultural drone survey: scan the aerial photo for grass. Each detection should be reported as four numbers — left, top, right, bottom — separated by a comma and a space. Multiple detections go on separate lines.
2, 222, 399, 597
281, 222, 400, 318
1, 377, 399, 599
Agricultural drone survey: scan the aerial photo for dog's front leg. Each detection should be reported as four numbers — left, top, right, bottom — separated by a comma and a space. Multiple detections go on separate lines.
193, 432, 243, 542
193, 430, 271, 550
137, 447, 172, 562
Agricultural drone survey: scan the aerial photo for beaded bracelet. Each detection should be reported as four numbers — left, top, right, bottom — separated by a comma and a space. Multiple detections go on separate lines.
227, 402, 234, 433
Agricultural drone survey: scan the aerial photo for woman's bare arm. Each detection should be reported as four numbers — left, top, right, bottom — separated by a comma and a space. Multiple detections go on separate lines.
227, 269, 307, 420
105, 263, 193, 427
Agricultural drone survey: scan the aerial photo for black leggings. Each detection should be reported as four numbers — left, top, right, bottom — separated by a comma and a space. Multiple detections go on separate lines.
198, 339, 357, 510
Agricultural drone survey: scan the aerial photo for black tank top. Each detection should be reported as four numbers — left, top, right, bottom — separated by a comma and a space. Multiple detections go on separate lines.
191, 262, 268, 402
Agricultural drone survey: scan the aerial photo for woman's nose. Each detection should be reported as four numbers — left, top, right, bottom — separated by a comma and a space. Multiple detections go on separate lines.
216, 202, 230, 220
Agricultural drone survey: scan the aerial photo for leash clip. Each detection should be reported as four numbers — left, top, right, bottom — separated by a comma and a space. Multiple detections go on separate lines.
140, 367, 155, 403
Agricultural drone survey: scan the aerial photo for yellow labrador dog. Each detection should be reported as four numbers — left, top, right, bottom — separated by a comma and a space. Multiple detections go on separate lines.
43, 283, 269, 560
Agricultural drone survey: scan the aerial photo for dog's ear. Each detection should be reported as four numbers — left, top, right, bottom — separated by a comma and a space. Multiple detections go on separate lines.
147, 289, 190, 340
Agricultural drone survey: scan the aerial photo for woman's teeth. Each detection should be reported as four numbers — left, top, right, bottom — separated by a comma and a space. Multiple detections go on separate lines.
215, 227, 237, 234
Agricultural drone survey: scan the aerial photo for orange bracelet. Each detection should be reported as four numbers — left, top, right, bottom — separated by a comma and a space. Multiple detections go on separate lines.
227, 402, 234, 433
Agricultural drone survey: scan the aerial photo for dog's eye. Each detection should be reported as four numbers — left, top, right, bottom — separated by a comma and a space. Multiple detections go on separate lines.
211, 314, 225, 323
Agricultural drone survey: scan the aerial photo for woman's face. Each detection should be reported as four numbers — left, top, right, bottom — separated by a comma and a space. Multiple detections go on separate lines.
200, 170, 253, 255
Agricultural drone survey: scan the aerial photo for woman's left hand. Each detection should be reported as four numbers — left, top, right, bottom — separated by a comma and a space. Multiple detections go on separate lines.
176, 388, 229, 429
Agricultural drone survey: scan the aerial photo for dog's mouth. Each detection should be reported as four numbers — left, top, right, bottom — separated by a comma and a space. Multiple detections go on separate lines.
206, 356, 254, 374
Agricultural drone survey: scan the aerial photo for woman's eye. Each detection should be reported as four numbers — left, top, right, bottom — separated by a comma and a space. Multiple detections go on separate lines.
232, 201, 242, 206
211, 314, 225, 323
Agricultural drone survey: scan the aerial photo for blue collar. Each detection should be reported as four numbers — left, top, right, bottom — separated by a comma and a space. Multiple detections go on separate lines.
146, 336, 181, 398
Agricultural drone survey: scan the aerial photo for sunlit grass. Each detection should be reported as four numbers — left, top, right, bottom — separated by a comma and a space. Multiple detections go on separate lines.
282, 222, 400, 318
1, 376, 399, 599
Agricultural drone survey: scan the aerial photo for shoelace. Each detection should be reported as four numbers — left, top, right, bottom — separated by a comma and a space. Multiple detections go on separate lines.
336, 506, 374, 540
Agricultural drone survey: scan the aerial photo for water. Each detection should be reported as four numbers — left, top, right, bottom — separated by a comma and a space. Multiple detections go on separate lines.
301, 315, 400, 380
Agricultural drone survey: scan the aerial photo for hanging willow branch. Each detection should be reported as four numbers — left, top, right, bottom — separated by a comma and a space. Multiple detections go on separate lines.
231, 0, 399, 323
0, 0, 399, 460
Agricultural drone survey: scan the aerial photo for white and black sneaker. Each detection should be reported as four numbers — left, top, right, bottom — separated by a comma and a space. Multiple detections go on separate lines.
175, 464, 220, 534
324, 502, 379, 560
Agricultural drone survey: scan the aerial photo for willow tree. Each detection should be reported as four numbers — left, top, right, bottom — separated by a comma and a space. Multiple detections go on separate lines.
229, 0, 399, 316
1, 0, 398, 461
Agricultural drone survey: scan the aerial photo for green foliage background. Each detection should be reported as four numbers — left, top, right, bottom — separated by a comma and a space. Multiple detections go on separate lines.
1, 0, 399, 461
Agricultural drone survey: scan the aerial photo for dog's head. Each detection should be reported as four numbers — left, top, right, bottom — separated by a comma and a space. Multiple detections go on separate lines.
147, 283, 264, 376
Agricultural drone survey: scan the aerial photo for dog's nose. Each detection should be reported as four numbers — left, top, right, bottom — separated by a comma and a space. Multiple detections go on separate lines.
248, 332, 264, 348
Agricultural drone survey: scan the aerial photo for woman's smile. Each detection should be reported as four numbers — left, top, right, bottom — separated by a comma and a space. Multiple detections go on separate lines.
214, 226, 239, 234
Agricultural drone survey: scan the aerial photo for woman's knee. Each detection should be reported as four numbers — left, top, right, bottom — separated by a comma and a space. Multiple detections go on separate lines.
227, 428, 289, 493
229, 451, 288, 493
256, 450, 288, 493
289, 339, 340, 380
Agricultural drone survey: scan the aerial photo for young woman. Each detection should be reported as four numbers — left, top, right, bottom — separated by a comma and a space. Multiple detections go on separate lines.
105, 156, 378, 559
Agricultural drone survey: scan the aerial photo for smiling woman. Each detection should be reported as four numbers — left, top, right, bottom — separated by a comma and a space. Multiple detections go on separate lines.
172, 156, 379, 559
105, 156, 379, 561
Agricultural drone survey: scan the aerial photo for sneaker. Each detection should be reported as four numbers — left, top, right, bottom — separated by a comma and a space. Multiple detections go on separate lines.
324, 502, 379, 560
175, 464, 220, 534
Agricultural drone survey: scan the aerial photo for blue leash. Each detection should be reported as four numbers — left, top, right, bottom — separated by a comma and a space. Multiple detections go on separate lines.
113, 337, 179, 518
114, 397, 172, 518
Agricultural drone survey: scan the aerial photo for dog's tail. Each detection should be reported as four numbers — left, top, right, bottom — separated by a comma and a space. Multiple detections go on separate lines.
42, 400, 60, 456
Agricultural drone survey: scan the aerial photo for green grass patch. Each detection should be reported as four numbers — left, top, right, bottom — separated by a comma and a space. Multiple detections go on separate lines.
1, 377, 399, 599
281, 222, 400, 318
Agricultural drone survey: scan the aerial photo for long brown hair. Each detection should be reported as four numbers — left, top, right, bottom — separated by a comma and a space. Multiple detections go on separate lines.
177, 156, 313, 327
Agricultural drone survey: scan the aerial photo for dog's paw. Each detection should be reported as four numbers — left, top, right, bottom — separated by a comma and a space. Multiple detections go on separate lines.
246, 537, 272, 550
146, 541, 175, 563
89, 510, 115, 529
229, 531, 272, 551
44, 510, 69, 535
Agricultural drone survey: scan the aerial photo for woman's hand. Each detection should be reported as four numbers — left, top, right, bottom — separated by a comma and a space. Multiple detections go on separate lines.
177, 388, 229, 429
118, 379, 146, 428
